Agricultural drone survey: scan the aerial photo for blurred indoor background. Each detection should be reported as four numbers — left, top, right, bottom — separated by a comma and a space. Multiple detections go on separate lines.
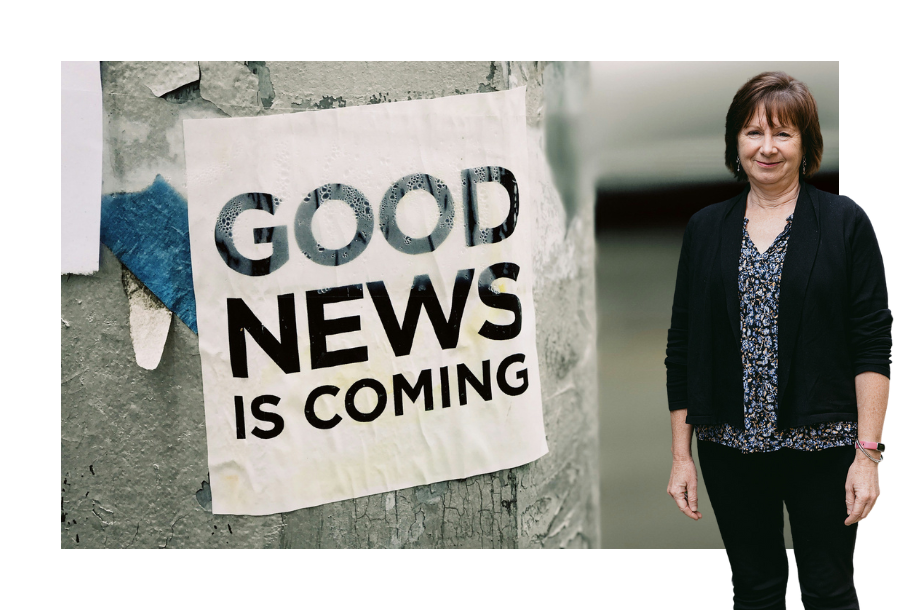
582, 62, 839, 548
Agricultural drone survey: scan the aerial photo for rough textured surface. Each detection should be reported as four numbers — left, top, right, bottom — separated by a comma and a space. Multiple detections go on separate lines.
137, 61, 200, 98
61, 250, 283, 548
266, 61, 502, 110
100, 174, 197, 332
62, 61, 597, 548
123, 267, 171, 370
198, 61, 260, 115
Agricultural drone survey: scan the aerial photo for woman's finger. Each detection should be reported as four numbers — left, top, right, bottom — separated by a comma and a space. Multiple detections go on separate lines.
671, 484, 698, 519
860, 492, 878, 519
687, 480, 699, 514
852, 497, 870, 523
845, 490, 867, 525
680, 498, 700, 520
672, 486, 700, 520
672, 485, 688, 511
860, 495, 878, 520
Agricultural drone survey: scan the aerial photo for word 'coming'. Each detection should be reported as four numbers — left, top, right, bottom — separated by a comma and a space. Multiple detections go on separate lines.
234, 353, 530, 438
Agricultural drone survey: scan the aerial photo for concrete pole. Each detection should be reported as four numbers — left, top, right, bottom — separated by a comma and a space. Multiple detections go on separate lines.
61, 61, 598, 548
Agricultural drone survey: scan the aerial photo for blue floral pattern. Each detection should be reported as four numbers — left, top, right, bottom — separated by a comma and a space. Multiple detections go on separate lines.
696, 215, 857, 453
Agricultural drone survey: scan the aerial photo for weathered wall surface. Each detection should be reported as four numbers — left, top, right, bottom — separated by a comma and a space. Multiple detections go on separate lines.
61, 61, 597, 548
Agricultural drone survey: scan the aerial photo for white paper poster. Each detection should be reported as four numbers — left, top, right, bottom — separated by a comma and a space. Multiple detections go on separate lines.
61, 61, 102, 275
183, 88, 547, 515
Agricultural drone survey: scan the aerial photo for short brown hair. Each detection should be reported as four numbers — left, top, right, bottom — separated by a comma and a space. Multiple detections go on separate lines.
724, 71, 823, 180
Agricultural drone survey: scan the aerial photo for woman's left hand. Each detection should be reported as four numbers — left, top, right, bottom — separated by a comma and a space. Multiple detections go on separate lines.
844, 457, 881, 525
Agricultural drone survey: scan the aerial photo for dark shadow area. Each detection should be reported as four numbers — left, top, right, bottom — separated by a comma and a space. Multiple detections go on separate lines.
596, 172, 838, 232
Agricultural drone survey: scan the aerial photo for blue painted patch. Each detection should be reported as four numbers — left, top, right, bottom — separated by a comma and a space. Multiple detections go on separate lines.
101, 175, 197, 333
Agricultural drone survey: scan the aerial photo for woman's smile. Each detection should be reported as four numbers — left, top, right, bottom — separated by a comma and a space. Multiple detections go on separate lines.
737, 105, 803, 190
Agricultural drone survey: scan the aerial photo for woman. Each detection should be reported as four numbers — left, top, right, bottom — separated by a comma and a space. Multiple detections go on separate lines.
665, 71, 890, 610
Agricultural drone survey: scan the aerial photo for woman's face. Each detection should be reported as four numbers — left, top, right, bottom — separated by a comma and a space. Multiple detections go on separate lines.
737, 105, 803, 190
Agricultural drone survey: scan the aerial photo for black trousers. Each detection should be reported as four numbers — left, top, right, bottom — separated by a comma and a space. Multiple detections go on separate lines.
697, 440, 859, 610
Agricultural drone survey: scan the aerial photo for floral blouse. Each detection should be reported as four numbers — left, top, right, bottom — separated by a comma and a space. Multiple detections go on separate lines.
695, 215, 857, 453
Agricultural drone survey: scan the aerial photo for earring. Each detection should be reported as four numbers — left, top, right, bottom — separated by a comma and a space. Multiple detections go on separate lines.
736, 155, 741, 173
802, 156, 807, 175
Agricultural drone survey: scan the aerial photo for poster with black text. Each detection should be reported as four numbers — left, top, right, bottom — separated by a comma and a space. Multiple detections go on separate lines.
184, 88, 547, 515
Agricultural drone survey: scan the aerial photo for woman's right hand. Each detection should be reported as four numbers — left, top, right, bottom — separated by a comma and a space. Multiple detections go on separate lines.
668, 457, 702, 520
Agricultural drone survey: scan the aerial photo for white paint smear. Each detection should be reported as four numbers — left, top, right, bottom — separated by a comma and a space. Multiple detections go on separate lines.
184, 88, 547, 515
61, 61, 102, 275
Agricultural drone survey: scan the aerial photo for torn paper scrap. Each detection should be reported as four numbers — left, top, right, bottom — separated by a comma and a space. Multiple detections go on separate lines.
198, 62, 259, 113
123, 268, 172, 370
138, 61, 200, 97
62, 61, 102, 275
100, 175, 197, 332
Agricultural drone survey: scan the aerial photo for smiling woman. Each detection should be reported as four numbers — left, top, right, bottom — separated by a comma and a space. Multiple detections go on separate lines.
725, 71, 823, 185
738, 117, 802, 187
665, 71, 891, 610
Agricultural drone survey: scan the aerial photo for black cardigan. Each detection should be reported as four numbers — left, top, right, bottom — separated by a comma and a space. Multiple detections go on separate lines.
665, 181, 892, 428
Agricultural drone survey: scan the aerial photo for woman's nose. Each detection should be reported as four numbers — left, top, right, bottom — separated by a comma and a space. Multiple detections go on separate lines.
761, 133, 777, 155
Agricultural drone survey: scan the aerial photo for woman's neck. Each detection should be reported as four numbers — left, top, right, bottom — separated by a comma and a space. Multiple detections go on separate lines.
747, 179, 801, 213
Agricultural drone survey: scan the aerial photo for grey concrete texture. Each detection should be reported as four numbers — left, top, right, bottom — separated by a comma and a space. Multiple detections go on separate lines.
62, 252, 284, 548
62, 61, 598, 548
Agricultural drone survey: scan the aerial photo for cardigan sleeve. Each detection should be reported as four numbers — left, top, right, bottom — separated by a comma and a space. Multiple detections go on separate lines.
665, 218, 693, 410
847, 203, 892, 378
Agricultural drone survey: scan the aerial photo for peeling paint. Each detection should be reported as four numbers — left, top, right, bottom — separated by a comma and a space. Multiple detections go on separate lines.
139, 61, 200, 97
246, 61, 275, 108
196, 479, 212, 512
314, 95, 346, 109
161, 80, 202, 104
267, 61, 504, 111
101, 63, 231, 195
198, 61, 259, 115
